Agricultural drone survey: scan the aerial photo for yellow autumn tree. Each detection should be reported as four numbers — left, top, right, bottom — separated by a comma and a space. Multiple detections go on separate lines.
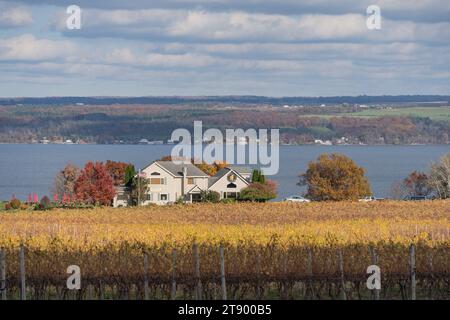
299, 153, 372, 201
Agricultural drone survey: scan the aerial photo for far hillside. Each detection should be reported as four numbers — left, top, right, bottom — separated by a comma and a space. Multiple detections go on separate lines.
0, 98, 449, 145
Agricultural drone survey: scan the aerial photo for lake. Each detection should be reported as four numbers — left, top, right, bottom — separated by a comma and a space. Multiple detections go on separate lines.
0, 144, 448, 201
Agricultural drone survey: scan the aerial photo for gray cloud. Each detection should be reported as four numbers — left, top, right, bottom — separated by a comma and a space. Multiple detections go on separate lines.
49, 8, 450, 45
0, 0, 449, 96
9, 0, 450, 23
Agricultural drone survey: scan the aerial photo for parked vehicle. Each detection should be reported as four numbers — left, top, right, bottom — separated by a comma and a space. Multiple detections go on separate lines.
404, 195, 432, 201
359, 196, 385, 202
284, 196, 311, 203
359, 196, 376, 202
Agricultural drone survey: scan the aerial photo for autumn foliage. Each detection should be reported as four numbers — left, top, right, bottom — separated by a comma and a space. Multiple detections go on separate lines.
74, 161, 116, 206
300, 153, 372, 201
52, 164, 81, 198
240, 181, 278, 202
0, 202, 448, 299
105, 160, 131, 186
403, 171, 432, 197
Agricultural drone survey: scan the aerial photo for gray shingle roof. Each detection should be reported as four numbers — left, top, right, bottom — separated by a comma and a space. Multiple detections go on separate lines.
208, 168, 231, 187
228, 166, 253, 175
155, 161, 210, 177
208, 166, 252, 187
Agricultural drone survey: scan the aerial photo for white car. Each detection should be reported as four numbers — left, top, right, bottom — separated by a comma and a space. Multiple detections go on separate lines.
284, 196, 311, 203
359, 196, 376, 202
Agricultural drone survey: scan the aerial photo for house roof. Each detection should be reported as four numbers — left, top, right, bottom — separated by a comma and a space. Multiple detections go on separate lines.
208, 167, 251, 188
186, 185, 204, 194
228, 165, 253, 175
208, 168, 229, 187
153, 161, 210, 177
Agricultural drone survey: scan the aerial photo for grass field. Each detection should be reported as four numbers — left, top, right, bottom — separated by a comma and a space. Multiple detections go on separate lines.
0, 201, 448, 300
346, 106, 450, 121
297, 106, 450, 122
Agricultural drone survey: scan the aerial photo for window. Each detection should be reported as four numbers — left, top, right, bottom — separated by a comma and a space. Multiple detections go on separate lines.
225, 192, 238, 199
187, 178, 195, 184
191, 194, 202, 202
151, 172, 161, 176
117, 194, 128, 201
160, 194, 168, 201
150, 178, 161, 184
227, 183, 237, 189
150, 178, 165, 185
146, 194, 152, 201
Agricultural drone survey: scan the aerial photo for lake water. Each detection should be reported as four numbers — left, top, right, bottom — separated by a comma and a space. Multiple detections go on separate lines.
0, 144, 448, 201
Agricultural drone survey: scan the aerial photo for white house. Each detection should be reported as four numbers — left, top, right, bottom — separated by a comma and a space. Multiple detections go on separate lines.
113, 161, 252, 207
208, 166, 252, 200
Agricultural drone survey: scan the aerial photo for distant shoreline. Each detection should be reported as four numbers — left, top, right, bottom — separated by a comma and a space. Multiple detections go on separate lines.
0, 142, 449, 147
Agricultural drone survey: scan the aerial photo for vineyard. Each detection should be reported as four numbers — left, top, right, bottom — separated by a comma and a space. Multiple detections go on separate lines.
0, 201, 449, 300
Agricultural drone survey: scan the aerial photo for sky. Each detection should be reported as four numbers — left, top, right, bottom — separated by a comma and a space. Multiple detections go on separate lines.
0, 0, 449, 97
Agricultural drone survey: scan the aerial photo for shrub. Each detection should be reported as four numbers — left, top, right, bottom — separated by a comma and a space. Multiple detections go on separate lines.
4, 203, 11, 210
175, 196, 185, 204
200, 191, 221, 203
10, 198, 21, 210
40, 196, 52, 210
240, 181, 278, 202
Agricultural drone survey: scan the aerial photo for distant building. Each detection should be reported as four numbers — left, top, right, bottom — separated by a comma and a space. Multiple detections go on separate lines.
314, 139, 332, 146
147, 140, 164, 145
138, 139, 150, 144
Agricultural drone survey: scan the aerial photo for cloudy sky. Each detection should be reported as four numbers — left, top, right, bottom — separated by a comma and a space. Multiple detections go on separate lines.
0, 0, 449, 97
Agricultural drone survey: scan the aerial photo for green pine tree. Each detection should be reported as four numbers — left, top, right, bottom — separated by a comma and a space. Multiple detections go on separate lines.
251, 169, 266, 184
124, 165, 136, 187
259, 172, 266, 184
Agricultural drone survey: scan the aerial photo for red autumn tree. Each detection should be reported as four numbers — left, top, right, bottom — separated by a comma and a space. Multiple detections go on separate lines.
75, 161, 116, 206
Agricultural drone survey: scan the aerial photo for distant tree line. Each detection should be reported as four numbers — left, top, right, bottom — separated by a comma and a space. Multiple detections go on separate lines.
1, 95, 448, 106
0, 104, 449, 145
